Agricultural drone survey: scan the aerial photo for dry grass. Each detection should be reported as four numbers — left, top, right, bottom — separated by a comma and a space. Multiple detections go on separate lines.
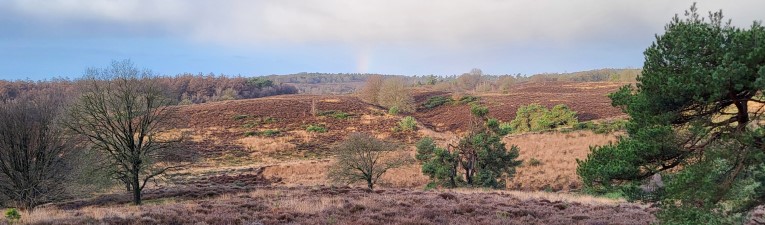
238, 136, 296, 156
232, 130, 616, 192
505, 130, 619, 191
262, 160, 333, 186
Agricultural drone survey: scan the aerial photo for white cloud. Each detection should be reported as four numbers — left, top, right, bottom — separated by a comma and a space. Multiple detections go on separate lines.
5, 0, 765, 47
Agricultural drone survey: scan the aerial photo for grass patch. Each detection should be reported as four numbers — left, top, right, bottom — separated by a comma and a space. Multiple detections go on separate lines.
261, 129, 280, 137
244, 131, 258, 137
306, 124, 328, 133
243, 129, 280, 137
318, 110, 352, 119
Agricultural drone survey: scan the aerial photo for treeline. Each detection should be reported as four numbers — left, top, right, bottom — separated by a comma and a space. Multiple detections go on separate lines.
158, 73, 297, 104
265, 68, 640, 94
0, 73, 298, 104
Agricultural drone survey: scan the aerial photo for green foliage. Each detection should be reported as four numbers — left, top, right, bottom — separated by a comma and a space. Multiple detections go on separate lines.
244, 131, 257, 137
486, 118, 512, 136
509, 104, 578, 133
318, 110, 351, 119
462, 132, 522, 188
246, 77, 274, 89
306, 124, 327, 133
416, 137, 460, 188
4, 208, 20, 222
417, 107, 522, 189
396, 116, 417, 132
388, 106, 399, 115
458, 95, 479, 104
470, 104, 489, 118
261, 129, 280, 137
577, 4, 765, 224
498, 122, 513, 135
422, 96, 453, 109
657, 206, 732, 225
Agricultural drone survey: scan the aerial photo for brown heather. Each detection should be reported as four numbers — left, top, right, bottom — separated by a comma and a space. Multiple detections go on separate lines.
15, 187, 655, 225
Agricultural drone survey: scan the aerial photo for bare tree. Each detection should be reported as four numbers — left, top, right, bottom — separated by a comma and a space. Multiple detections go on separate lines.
359, 75, 384, 104
457, 68, 483, 91
377, 77, 415, 113
328, 133, 409, 190
0, 91, 75, 210
66, 60, 182, 205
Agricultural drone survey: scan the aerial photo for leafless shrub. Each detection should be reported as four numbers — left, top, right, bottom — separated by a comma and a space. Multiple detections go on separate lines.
0, 90, 76, 210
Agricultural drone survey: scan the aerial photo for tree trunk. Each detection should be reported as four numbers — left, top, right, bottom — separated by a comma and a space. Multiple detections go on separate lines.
132, 173, 142, 205
367, 177, 374, 190
465, 168, 473, 185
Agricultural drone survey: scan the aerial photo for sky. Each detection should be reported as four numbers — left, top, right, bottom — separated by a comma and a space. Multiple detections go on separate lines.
1, 0, 764, 80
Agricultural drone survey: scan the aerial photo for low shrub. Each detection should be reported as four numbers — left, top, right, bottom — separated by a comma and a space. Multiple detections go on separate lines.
306, 124, 328, 133
5, 208, 20, 222
527, 158, 542, 166
499, 122, 513, 135
458, 95, 479, 104
232, 114, 249, 121
396, 116, 417, 132
486, 118, 512, 136
509, 104, 578, 133
422, 96, 453, 109
388, 107, 400, 115
244, 131, 257, 137
261, 129, 280, 137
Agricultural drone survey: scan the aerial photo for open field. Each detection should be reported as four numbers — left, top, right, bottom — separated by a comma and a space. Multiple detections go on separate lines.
10, 81, 644, 224
416, 82, 626, 133
152, 82, 627, 192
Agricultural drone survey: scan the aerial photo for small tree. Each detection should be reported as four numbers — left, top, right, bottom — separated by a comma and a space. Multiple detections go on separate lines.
0, 92, 75, 210
66, 60, 183, 205
577, 5, 765, 223
328, 133, 408, 190
417, 105, 522, 189
456, 105, 522, 187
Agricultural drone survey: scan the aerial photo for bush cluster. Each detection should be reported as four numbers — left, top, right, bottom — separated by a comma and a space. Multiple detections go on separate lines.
508, 104, 578, 133
395, 116, 417, 132
422, 96, 453, 109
